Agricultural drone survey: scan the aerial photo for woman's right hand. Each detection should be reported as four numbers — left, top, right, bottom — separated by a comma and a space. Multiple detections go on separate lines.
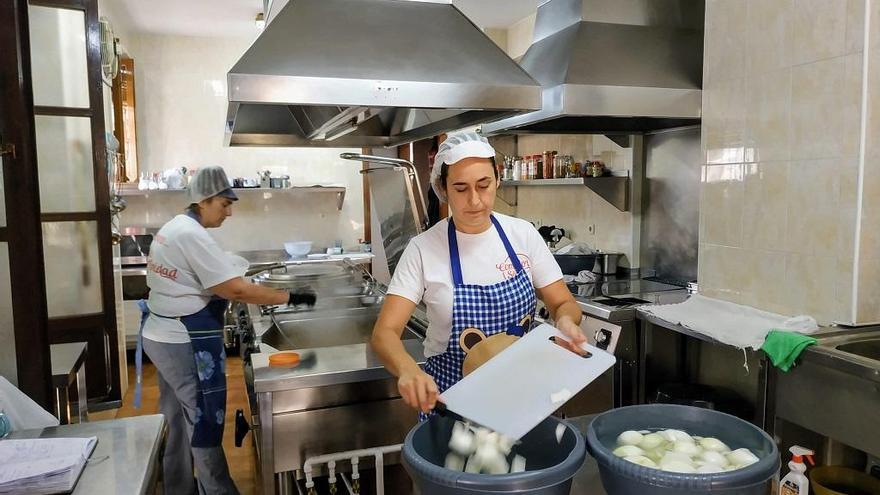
398, 368, 439, 413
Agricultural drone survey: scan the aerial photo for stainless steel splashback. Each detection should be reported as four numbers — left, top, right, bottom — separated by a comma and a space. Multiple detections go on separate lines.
640, 126, 700, 281
367, 167, 423, 283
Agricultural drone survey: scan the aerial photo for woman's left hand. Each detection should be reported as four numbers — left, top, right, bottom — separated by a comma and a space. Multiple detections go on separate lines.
554, 315, 587, 353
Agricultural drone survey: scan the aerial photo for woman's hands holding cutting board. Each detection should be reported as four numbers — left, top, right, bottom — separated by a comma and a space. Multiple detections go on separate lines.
398, 365, 439, 413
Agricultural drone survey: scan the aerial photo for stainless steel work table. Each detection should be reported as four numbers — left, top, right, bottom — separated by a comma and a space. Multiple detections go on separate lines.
5, 415, 167, 495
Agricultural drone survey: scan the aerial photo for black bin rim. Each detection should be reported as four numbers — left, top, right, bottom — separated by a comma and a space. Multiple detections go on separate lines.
402, 416, 586, 491
585, 404, 780, 490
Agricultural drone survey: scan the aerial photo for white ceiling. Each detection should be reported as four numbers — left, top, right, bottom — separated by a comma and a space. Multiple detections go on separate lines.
103, 0, 542, 38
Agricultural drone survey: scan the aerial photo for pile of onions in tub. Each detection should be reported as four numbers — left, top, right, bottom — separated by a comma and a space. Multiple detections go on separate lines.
612, 429, 760, 473
444, 421, 527, 474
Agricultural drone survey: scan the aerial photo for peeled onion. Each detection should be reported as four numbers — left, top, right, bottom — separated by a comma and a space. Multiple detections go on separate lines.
613, 445, 646, 457
700, 437, 730, 452
727, 448, 759, 467
672, 441, 702, 456
617, 430, 644, 446
624, 455, 658, 468
638, 433, 665, 450
697, 463, 724, 473
660, 429, 693, 443
700, 450, 730, 467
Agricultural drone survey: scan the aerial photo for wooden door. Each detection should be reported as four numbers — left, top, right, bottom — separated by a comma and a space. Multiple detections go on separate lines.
27, 0, 120, 407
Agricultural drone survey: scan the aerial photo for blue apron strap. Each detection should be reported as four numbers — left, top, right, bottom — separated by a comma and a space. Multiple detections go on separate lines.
448, 215, 524, 286
490, 215, 524, 272
447, 219, 464, 286
133, 299, 150, 409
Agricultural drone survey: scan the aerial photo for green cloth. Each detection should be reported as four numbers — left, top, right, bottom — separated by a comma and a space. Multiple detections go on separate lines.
761, 330, 817, 372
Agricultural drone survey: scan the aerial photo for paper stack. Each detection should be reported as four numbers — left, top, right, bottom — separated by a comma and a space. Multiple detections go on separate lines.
0, 437, 97, 494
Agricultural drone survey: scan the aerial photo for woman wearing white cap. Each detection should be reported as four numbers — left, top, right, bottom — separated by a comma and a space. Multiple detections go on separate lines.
138, 166, 315, 494
371, 132, 586, 415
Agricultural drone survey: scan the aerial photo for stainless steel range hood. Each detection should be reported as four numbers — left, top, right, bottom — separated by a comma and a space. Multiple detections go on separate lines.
225, 0, 541, 148
481, 0, 704, 136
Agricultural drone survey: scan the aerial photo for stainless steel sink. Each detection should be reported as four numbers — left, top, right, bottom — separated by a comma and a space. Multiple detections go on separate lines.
261, 306, 421, 350
835, 339, 880, 361
774, 327, 880, 458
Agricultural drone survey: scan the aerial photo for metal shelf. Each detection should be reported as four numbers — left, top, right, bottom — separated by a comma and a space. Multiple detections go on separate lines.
496, 175, 630, 211
116, 185, 347, 211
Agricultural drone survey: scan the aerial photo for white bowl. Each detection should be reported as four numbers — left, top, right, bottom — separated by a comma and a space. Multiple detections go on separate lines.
284, 241, 313, 257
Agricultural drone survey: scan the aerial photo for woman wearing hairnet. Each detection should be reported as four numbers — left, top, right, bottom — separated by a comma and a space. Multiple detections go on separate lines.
137, 166, 315, 494
371, 132, 586, 415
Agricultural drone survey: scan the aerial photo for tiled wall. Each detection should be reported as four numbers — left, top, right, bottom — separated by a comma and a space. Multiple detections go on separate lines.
493, 134, 637, 266
700, 0, 878, 324
120, 33, 365, 249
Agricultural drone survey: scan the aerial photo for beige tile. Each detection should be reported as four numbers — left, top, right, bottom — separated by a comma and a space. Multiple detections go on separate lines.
747, 0, 794, 75
740, 249, 790, 314
835, 255, 856, 322
839, 156, 860, 210
697, 243, 746, 303
842, 53, 865, 158
868, 47, 880, 158
704, 77, 748, 164
700, 164, 745, 247
838, 206, 858, 262
704, 0, 748, 85
785, 253, 840, 324
856, 257, 880, 322
793, 0, 848, 65
845, 0, 866, 53
746, 69, 792, 162
785, 159, 841, 255
857, 165, 880, 257
742, 161, 789, 251
791, 57, 846, 160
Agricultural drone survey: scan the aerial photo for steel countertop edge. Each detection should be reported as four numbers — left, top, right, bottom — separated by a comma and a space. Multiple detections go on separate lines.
248, 305, 427, 394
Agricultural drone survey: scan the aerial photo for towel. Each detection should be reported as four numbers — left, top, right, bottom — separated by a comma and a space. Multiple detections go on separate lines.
761, 330, 817, 372
640, 294, 819, 350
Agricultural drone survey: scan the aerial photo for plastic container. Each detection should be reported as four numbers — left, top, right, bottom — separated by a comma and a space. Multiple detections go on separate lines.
585, 404, 780, 495
402, 415, 585, 494
283, 241, 312, 257
810, 466, 880, 495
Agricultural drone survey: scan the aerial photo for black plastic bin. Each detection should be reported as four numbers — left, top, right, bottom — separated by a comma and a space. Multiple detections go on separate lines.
402, 415, 586, 494
586, 404, 780, 495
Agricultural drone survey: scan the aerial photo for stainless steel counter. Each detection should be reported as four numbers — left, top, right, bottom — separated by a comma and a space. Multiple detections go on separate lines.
6, 415, 166, 495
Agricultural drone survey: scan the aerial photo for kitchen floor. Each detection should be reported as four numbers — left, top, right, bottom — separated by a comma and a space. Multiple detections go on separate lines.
97, 357, 259, 494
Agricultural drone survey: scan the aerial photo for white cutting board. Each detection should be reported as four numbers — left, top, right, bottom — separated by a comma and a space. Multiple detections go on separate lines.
440, 323, 616, 440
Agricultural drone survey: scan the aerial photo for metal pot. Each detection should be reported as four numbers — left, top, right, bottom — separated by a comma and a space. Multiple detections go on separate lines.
269, 175, 290, 188
592, 252, 621, 275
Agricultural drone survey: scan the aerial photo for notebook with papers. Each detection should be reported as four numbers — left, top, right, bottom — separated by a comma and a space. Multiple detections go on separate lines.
0, 436, 97, 494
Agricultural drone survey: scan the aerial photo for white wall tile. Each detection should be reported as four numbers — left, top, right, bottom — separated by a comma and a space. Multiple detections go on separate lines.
124, 33, 365, 247
791, 57, 846, 159
793, 0, 848, 65
746, 69, 792, 162
747, 0, 794, 76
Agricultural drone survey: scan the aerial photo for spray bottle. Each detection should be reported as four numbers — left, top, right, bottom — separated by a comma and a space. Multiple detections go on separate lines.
780, 446, 815, 495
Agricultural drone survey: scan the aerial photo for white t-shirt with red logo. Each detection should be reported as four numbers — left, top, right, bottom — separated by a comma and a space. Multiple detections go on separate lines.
142, 214, 248, 343
387, 212, 563, 357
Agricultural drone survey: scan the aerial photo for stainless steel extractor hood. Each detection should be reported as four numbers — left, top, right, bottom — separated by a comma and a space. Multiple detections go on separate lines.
481, 0, 704, 136
225, 0, 542, 148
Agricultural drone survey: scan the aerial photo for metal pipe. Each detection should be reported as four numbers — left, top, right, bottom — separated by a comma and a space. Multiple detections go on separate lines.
302, 444, 402, 493
340, 153, 428, 232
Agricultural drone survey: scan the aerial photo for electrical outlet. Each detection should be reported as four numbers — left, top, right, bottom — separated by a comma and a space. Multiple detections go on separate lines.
587, 224, 596, 235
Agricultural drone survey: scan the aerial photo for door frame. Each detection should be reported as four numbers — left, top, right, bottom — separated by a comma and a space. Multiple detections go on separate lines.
0, 0, 53, 409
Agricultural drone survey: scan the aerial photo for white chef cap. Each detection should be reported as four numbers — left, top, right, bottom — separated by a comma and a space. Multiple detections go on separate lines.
430, 131, 496, 202
187, 166, 238, 204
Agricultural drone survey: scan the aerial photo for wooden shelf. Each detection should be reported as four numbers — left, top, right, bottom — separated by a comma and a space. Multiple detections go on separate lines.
116, 185, 347, 211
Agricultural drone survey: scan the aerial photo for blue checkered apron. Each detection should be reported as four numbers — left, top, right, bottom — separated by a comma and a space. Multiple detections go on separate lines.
420, 215, 536, 420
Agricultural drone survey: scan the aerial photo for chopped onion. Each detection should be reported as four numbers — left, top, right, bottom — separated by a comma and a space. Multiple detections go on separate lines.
613, 445, 646, 458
